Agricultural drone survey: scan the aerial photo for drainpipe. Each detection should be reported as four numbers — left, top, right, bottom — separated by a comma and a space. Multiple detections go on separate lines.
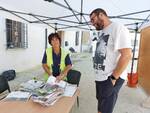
45, 28, 48, 50
80, 31, 83, 52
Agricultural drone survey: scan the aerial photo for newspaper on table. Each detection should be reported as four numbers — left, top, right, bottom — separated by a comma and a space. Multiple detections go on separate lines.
36, 83, 59, 96
19, 80, 45, 92
4, 91, 31, 101
31, 88, 64, 106
31, 76, 77, 106
63, 83, 77, 97
46, 76, 77, 97
31, 76, 66, 106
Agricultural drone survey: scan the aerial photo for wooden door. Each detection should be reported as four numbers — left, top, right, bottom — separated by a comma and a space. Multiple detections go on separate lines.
138, 26, 150, 95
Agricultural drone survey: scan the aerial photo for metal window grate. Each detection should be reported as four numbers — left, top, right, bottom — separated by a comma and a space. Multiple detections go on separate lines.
6, 19, 28, 49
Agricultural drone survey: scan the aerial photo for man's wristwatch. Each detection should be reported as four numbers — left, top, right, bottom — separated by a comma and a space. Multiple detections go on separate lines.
110, 75, 118, 80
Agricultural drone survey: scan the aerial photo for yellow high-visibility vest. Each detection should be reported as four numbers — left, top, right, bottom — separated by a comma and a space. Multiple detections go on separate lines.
44, 47, 69, 81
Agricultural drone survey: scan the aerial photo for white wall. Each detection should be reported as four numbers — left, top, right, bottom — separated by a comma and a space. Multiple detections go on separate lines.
130, 32, 140, 58
0, 16, 54, 73
63, 31, 82, 52
127, 32, 141, 73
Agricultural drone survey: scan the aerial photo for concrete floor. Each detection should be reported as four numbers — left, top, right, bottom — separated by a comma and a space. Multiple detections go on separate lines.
6, 52, 150, 113
71, 53, 150, 113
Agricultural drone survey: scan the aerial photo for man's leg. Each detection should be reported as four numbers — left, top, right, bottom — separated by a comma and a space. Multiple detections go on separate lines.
95, 81, 103, 113
96, 77, 124, 113
96, 79, 114, 113
100, 91, 118, 113
100, 77, 125, 113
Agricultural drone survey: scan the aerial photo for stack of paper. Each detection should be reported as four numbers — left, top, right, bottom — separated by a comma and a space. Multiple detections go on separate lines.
36, 83, 59, 96
31, 88, 64, 106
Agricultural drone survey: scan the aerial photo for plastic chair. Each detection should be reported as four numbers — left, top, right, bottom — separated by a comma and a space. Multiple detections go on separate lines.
0, 76, 11, 100
67, 69, 81, 107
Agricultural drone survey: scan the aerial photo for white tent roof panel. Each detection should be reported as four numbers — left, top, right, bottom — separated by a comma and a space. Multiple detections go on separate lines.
0, 0, 150, 31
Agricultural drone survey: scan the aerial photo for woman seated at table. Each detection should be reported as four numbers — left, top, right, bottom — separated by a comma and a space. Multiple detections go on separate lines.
42, 33, 72, 82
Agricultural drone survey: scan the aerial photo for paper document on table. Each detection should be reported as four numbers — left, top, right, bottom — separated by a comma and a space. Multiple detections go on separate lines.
47, 76, 67, 88
63, 84, 77, 97
20, 80, 44, 91
5, 91, 31, 101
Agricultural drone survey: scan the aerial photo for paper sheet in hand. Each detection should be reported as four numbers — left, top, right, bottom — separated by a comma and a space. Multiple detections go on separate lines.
47, 76, 67, 88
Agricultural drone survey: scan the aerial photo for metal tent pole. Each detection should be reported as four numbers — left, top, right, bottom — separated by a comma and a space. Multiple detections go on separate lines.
130, 23, 138, 77
45, 28, 48, 50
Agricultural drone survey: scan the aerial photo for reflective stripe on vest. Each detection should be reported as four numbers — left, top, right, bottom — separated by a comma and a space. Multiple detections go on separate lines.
44, 47, 68, 81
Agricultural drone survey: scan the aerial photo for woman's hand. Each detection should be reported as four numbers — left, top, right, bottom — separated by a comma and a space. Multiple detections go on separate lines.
55, 74, 64, 82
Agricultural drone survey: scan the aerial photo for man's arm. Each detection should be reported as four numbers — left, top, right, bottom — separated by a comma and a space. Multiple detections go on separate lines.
112, 48, 132, 80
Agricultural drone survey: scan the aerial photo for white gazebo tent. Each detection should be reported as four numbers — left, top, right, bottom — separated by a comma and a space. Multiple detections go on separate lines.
0, 0, 150, 31
0, 0, 150, 73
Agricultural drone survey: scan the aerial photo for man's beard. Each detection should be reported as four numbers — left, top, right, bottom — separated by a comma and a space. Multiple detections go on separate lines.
95, 23, 104, 30
95, 19, 104, 30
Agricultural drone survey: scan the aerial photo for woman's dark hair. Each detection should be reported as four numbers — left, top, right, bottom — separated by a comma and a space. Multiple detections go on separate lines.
90, 8, 107, 17
48, 33, 61, 45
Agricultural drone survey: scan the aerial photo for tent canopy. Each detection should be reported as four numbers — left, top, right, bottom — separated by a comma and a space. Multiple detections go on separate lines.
0, 0, 150, 31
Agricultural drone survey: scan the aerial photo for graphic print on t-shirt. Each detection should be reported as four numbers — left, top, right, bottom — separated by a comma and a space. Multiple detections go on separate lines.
93, 33, 109, 71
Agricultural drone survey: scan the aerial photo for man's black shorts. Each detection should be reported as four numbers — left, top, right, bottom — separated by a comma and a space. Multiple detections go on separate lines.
95, 77, 124, 113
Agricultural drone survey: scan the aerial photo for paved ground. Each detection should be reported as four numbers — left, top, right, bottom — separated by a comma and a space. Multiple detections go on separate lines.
4, 53, 150, 113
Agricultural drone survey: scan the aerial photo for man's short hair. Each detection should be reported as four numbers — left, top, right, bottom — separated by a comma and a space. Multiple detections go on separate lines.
90, 8, 107, 17
48, 33, 61, 45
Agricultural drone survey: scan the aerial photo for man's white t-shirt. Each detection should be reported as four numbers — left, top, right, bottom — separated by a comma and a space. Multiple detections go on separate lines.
92, 40, 97, 57
93, 22, 131, 81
